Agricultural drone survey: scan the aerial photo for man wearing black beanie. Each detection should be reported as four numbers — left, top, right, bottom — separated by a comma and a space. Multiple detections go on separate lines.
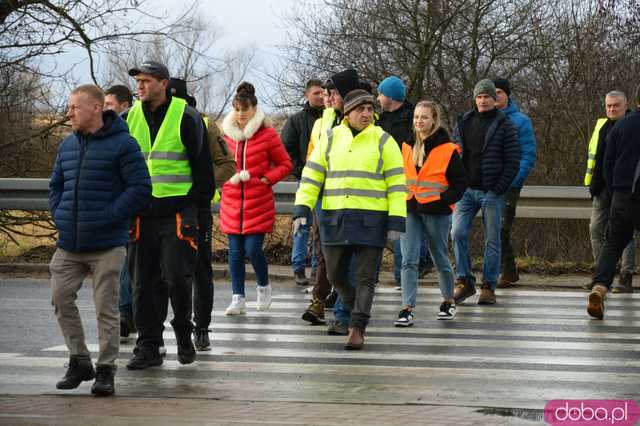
492, 78, 537, 289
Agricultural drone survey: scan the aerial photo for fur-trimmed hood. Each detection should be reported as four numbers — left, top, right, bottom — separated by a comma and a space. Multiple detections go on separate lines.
222, 107, 272, 141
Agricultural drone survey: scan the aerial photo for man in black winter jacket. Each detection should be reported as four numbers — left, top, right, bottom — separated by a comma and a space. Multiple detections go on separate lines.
451, 79, 520, 306
588, 87, 640, 318
282, 79, 324, 285
282, 79, 325, 179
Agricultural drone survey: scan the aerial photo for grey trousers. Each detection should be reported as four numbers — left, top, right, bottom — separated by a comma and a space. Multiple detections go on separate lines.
323, 244, 382, 331
50, 246, 125, 366
590, 193, 636, 274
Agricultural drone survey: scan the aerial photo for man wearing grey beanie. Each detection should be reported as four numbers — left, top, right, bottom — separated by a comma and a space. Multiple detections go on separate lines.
450, 78, 520, 305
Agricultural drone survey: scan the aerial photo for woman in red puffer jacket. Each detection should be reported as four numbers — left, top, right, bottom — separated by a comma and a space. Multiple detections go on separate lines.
220, 82, 292, 315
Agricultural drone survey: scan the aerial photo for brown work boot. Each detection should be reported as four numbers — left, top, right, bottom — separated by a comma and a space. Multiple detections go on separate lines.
477, 283, 496, 305
612, 273, 634, 293
345, 327, 364, 350
496, 270, 519, 289
453, 277, 476, 304
587, 283, 608, 319
301, 298, 325, 325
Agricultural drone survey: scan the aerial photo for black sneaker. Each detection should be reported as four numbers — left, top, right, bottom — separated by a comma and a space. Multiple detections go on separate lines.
176, 331, 196, 365
194, 328, 211, 351
91, 365, 115, 397
127, 346, 163, 370
294, 270, 309, 286
120, 318, 130, 338
56, 356, 95, 389
437, 301, 456, 320
394, 308, 415, 327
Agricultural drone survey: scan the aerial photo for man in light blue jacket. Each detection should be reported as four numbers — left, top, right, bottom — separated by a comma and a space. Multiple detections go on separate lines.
493, 78, 537, 288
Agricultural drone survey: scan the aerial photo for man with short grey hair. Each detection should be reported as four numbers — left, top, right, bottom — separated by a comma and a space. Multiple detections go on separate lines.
584, 90, 635, 293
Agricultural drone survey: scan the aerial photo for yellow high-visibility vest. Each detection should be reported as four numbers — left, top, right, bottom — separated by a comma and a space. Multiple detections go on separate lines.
584, 118, 608, 186
127, 98, 192, 198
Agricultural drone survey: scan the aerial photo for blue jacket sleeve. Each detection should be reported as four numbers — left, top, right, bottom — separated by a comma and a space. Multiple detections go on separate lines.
48, 151, 63, 216
110, 138, 152, 222
512, 113, 537, 187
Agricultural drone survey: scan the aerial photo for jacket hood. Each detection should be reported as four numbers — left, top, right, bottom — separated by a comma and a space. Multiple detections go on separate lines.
423, 127, 452, 150
222, 107, 270, 141
502, 99, 521, 115
76, 110, 128, 139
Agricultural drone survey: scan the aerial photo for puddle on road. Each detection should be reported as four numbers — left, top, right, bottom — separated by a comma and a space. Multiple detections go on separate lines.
476, 407, 544, 423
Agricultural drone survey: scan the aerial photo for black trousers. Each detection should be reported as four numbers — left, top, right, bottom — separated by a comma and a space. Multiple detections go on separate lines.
193, 208, 214, 329
500, 187, 521, 276
129, 204, 198, 350
592, 191, 636, 289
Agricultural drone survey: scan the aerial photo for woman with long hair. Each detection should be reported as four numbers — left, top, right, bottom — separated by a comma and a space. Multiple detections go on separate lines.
220, 82, 292, 315
395, 100, 468, 326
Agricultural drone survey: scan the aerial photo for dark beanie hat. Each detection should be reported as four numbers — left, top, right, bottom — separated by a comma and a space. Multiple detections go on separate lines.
493, 78, 511, 97
169, 78, 197, 108
323, 69, 360, 100
343, 89, 375, 114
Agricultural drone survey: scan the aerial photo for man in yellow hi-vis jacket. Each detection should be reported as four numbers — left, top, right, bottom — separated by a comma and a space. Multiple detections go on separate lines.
293, 88, 406, 350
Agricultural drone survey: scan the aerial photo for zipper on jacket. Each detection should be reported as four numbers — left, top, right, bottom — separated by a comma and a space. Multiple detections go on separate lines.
239, 140, 245, 234
73, 135, 89, 251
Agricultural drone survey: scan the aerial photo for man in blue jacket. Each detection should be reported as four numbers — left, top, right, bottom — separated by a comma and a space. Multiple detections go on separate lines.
451, 79, 520, 305
49, 84, 151, 396
493, 78, 537, 288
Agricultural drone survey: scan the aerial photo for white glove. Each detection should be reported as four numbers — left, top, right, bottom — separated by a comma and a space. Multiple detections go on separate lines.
387, 230, 404, 241
293, 217, 307, 236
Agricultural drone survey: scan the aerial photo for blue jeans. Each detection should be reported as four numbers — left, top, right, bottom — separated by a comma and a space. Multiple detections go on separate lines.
228, 233, 269, 296
333, 254, 357, 324
401, 213, 454, 307
451, 189, 504, 289
291, 209, 312, 273
393, 237, 429, 284
119, 255, 132, 320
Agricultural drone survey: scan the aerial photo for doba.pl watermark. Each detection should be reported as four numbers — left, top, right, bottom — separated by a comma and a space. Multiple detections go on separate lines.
545, 400, 640, 426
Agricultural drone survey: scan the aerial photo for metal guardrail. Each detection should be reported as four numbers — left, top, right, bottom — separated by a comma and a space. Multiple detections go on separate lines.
0, 178, 592, 219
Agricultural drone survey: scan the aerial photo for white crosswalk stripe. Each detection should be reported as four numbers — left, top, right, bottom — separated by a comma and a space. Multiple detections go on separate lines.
1, 286, 638, 411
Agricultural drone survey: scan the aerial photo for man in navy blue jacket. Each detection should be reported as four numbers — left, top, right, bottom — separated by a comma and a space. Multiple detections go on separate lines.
49, 84, 151, 396
451, 79, 520, 306
588, 86, 640, 318
493, 78, 537, 288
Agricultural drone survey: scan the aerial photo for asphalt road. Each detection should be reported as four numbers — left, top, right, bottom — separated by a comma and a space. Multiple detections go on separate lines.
0, 276, 638, 425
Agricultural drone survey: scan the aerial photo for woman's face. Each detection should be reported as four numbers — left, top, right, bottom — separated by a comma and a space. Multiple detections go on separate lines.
413, 105, 435, 134
234, 102, 257, 129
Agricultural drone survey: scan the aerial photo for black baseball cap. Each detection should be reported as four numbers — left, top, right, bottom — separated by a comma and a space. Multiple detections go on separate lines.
128, 60, 170, 80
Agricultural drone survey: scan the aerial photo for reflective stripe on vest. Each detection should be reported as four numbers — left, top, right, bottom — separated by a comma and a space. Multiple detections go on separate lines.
127, 98, 192, 198
584, 118, 608, 186
322, 124, 395, 211
402, 141, 457, 205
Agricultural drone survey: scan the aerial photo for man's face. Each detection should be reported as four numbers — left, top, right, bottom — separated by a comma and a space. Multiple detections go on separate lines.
377, 93, 393, 112
495, 88, 509, 109
605, 95, 627, 121
134, 74, 167, 103
347, 103, 374, 131
104, 94, 129, 114
306, 86, 324, 108
475, 93, 496, 112
67, 92, 101, 132
323, 90, 331, 108
329, 89, 343, 111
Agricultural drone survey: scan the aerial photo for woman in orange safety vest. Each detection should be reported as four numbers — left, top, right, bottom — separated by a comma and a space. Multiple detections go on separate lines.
395, 101, 468, 326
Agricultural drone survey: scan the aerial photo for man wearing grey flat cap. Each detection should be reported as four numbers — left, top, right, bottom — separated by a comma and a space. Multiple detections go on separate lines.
123, 60, 213, 370
450, 79, 520, 306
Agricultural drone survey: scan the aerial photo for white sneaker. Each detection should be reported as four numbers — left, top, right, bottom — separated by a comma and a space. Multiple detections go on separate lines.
256, 285, 272, 311
225, 294, 246, 315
